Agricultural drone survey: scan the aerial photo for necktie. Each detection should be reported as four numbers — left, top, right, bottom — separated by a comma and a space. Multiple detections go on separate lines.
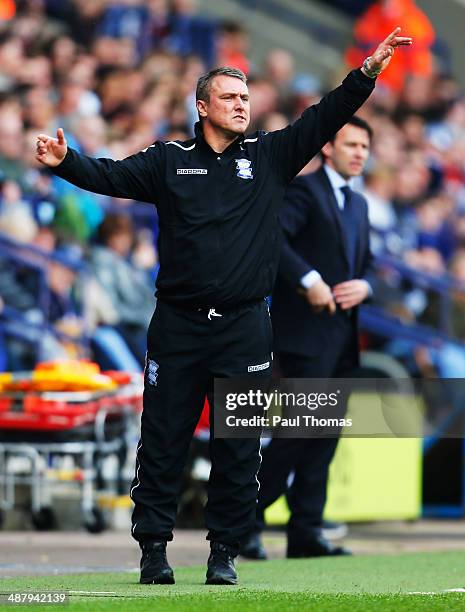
340, 185, 353, 211
339, 185, 357, 278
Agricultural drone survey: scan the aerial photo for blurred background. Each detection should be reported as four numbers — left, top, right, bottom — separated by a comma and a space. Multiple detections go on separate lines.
2, 0, 465, 536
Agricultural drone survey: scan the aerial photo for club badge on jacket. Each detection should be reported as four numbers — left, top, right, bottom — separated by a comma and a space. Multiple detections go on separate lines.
235, 158, 253, 180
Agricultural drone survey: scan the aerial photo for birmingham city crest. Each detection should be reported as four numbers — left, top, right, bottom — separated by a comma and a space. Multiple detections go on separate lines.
145, 357, 159, 386
235, 158, 253, 180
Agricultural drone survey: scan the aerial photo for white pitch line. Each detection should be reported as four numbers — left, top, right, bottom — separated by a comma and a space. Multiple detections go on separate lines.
69, 591, 118, 595
409, 588, 465, 595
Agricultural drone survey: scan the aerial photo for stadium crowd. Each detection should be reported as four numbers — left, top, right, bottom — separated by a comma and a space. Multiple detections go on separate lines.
0, 0, 465, 377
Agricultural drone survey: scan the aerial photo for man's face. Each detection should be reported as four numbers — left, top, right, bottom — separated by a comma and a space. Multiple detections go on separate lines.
197, 75, 250, 136
322, 124, 370, 179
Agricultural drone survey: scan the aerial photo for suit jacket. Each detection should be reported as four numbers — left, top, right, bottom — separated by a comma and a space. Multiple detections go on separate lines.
272, 166, 374, 359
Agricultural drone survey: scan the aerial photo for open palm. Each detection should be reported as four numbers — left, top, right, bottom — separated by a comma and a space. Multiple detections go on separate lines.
36, 128, 68, 167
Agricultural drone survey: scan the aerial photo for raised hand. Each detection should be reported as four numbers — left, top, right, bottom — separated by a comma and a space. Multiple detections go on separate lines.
36, 128, 68, 167
363, 27, 413, 76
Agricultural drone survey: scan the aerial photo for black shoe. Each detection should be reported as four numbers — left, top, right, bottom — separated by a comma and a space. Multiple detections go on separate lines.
205, 542, 238, 585
287, 533, 352, 558
139, 540, 175, 584
239, 532, 267, 560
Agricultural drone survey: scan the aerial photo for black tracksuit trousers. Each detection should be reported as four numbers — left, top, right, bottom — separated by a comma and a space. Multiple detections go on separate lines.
130, 299, 272, 549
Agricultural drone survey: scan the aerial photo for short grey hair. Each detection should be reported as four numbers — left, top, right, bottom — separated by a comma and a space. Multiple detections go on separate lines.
196, 66, 247, 103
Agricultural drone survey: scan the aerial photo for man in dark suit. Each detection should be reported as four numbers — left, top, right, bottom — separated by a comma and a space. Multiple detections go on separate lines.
241, 116, 374, 559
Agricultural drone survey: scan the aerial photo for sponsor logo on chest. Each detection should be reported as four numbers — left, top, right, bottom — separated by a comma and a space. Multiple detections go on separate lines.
177, 168, 208, 175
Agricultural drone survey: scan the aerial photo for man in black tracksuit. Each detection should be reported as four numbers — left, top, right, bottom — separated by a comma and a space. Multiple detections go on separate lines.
36, 28, 411, 585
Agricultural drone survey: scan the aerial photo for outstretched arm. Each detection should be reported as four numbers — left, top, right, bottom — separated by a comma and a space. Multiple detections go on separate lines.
264, 27, 413, 184
36, 128, 163, 203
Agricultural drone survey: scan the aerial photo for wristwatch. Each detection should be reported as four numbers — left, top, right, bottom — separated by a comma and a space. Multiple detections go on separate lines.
362, 56, 382, 79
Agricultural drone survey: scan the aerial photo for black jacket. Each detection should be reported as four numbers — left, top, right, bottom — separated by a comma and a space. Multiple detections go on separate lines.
53, 70, 375, 308
272, 167, 374, 357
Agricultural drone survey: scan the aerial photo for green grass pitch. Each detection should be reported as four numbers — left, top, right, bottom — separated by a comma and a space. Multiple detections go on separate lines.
1, 551, 465, 610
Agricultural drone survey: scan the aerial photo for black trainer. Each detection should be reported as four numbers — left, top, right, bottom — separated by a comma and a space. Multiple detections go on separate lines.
139, 540, 175, 584
205, 542, 238, 585
239, 532, 267, 560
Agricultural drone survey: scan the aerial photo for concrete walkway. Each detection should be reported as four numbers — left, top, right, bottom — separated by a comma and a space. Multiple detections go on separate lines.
1, 522, 465, 578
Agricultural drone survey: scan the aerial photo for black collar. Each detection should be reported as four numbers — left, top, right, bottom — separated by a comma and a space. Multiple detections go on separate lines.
194, 121, 245, 158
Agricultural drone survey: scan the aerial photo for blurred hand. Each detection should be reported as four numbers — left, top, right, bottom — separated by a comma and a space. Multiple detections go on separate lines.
54, 315, 83, 338
364, 27, 413, 76
333, 280, 370, 310
304, 279, 336, 314
36, 128, 67, 167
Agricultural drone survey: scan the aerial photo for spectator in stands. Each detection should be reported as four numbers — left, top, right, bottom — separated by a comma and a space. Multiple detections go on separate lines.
48, 246, 142, 371
56, 76, 101, 129
264, 48, 295, 91
23, 86, 56, 134
288, 73, 322, 119
403, 249, 465, 394
260, 112, 288, 133
0, 34, 23, 91
49, 35, 78, 81
97, 0, 151, 61
404, 246, 446, 278
146, 0, 171, 50
362, 165, 400, 254
11, 0, 65, 54
45, 0, 106, 47
0, 180, 36, 233
264, 48, 295, 111
0, 0, 15, 21
414, 197, 456, 262
0, 104, 27, 186
132, 227, 159, 284
73, 115, 111, 159
168, 0, 217, 68
1, 225, 141, 370
247, 77, 279, 130
45, 251, 85, 360
216, 21, 250, 76
393, 153, 434, 210
91, 213, 155, 366
0, 256, 37, 314
346, 0, 435, 93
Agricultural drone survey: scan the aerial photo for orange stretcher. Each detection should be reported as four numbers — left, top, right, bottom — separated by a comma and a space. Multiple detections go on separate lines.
0, 361, 142, 532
